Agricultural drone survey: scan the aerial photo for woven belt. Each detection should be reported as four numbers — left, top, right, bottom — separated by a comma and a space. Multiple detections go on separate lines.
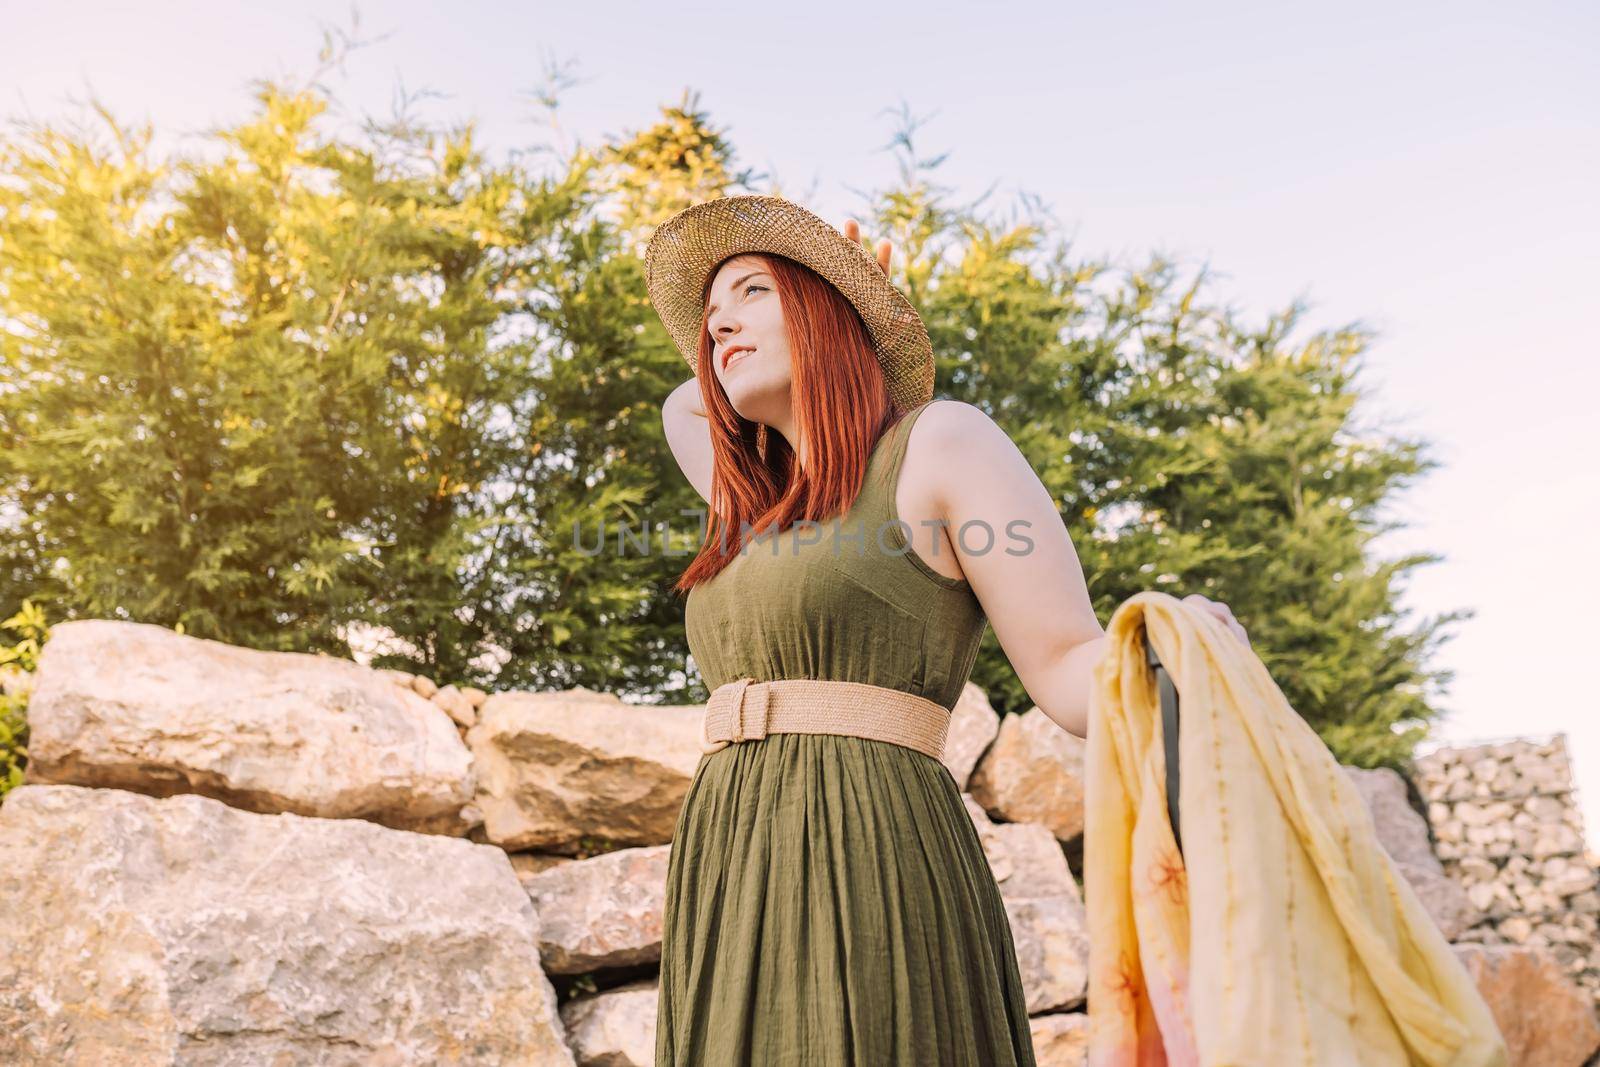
699, 676, 951, 760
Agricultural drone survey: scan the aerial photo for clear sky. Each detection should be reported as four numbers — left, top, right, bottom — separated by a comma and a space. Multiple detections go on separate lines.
7, 2, 1598, 830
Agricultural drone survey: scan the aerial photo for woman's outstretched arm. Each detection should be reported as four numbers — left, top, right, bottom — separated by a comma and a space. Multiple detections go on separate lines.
912, 400, 1249, 739
911, 400, 1106, 738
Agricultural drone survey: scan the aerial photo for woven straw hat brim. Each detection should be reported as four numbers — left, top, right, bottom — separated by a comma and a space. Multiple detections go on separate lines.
644, 194, 934, 411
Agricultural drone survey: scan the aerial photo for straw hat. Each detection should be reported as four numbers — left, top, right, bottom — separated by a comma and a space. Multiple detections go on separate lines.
644, 194, 935, 411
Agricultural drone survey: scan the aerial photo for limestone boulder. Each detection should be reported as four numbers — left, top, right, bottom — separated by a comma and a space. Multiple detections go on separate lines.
1343, 765, 1480, 940
1029, 1012, 1089, 1067
508, 850, 579, 886
559, 978, 658, 1066
468, 688, 702, 853
941, 681, 1000, 790
1454, 943, 1600, 1067
968, 706, 1086, 843
26, 619, 473, 835
0, 783, 573, 1066
430, 683, 478, 729
524, 845, 670, 973
964, 793, 1089, 1014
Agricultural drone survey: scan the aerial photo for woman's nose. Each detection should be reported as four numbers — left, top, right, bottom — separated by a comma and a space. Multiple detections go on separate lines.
708, 305, 740, 339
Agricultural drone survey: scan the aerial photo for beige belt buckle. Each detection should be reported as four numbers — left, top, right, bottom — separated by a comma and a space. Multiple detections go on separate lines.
701, 677, 771, 754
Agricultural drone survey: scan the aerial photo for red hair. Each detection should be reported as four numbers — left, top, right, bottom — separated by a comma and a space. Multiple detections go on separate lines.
671, 252, 908, 594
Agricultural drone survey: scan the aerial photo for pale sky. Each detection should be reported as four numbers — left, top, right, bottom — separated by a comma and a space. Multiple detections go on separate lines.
6, 2, 1598, 830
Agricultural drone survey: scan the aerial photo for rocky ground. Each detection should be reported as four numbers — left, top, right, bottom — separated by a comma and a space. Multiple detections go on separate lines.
0, 618, 1594, 1065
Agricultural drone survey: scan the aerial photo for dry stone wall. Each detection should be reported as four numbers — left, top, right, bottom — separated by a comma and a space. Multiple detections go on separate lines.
1418, 736, 1600, 1007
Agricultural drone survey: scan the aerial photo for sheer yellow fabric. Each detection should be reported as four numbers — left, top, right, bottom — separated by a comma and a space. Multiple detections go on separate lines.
1084, 591, 1508, 1066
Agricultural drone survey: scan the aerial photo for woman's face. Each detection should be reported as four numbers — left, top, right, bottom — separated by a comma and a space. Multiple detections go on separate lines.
704, 254, 792, 416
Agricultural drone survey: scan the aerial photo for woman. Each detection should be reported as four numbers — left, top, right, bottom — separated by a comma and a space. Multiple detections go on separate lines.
644, 195, 1248, 1065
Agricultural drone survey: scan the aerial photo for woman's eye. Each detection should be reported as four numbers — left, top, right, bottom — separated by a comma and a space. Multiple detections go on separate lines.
745, 283, 766, 297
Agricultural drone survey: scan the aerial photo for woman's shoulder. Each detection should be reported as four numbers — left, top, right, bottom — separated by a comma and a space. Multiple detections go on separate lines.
893, 400, 1019, 509
898, 399, 1027, 508
904, 399, 1007, 452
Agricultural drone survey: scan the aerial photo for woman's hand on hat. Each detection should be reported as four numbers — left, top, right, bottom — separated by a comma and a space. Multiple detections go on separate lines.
842, 218, 892, 275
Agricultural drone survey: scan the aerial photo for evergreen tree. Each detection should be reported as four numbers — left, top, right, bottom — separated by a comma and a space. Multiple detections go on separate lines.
458, 94, 763, 696
599, 87, 764, 249
851, 124, 1459, 768
0, 69, 1470, 766
0, 83, 555, 673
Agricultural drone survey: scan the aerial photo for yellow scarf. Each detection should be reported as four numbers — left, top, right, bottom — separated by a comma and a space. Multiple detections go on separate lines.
1084, 591, 1507, 1065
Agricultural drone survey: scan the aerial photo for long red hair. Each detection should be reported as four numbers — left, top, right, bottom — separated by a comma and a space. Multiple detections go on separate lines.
671, 252, 910, 594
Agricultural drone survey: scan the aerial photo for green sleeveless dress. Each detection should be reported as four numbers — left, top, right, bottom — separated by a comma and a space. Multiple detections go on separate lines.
656, 399, 1038, 1066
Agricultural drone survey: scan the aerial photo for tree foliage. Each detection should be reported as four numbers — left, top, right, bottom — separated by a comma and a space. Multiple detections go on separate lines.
848, 133, 1460, 768
0, 85, 549, 673
0, 73, 1467, 767
0, 598, 46, 803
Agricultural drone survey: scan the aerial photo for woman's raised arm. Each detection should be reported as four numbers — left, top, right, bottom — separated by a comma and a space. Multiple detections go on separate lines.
660, 215, 891, 508
662, 378, 713, 504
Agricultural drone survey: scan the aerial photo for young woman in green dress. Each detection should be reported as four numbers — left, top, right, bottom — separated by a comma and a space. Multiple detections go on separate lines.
646, 196, 1248, 1065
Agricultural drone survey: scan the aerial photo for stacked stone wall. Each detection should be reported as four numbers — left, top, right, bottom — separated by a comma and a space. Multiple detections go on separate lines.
1417, 735, 1600, 1009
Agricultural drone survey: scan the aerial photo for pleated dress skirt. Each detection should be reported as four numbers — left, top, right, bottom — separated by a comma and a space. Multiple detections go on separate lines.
654, 731, 1038, 1066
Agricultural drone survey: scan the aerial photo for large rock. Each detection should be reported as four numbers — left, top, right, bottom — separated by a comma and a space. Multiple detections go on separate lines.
468, 688, 703, 853
1029, 1012, 1089, 1067
1453, 943, 1600, 1067
941, 681, 1001, 790
968, 706, 1087, 843
1343, 765, 1480, 940
0, 783, 573, 1066
964, 794, 1089, 1013
26, 620, 474, 835
524, 845, 670, 973
508, 850, 579, 886
559, 978, 658, 1067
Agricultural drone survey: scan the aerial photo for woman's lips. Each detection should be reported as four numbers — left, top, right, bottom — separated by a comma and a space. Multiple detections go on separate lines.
723, 346, 755, 370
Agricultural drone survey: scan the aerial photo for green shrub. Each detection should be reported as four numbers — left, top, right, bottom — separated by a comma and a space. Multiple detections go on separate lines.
0, 599, 49, 803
